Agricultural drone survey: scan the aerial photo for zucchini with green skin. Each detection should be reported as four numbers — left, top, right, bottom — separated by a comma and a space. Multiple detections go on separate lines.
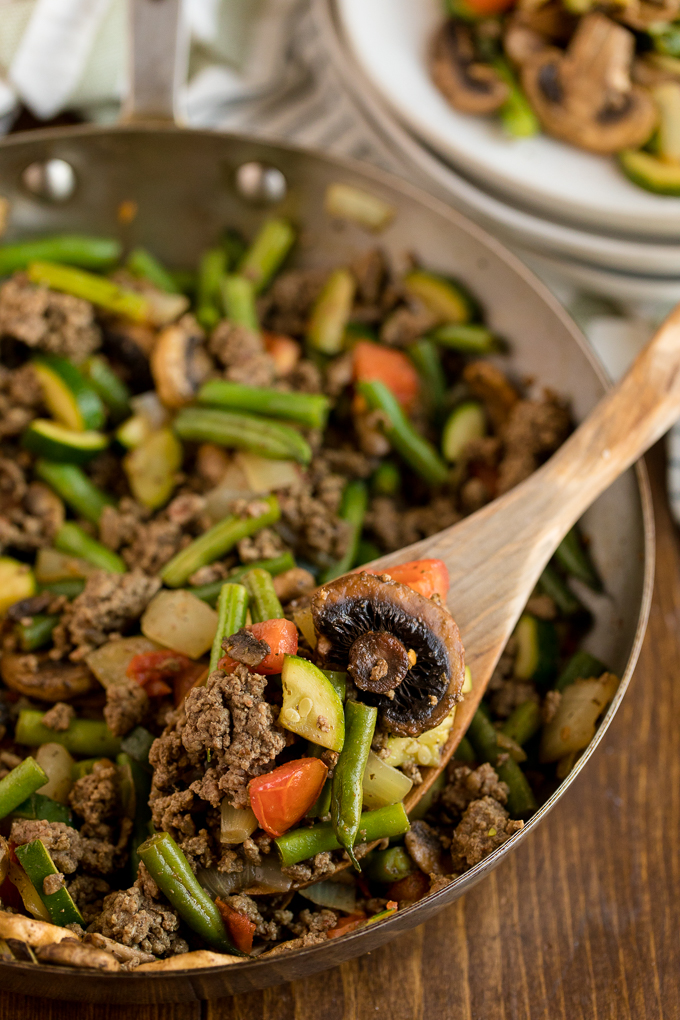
307, 268, 356, 355
429, 323, 500, 354
11, 791, 72, 826
441, 401, 486, 462
403, 270, 475, 324
33, 355, 105, 432
619, 149, 680, 196
280, 655, 345, 753
35, 460, 113, 525
0, 557, 36, 615
513, 614, 559, 686
15, 840, 84, 927
23, 420, 108, 464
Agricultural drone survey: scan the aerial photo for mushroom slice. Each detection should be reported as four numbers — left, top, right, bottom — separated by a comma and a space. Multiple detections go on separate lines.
150, 313, 211, 409
311, 573, 465, 737
617, 0, 680, 30
35, 940, 121, 971
0, 652, 94, 701
431, 20, 509, 115
521, 13, 657, 154
135, 950, 243, 971
0, 910, 79, 947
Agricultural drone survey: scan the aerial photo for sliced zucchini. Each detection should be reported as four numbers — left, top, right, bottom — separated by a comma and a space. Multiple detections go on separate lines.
513, 614, 559, 686
652, 82, 680, 163
116, 414, 153, 450
280, 654, 345, 752
123, 428, 183, 510
430, 323, 500, 354
33, 355, 105, 431
441, 401, 486, 462
619, 149, 680, 196
306, 268, 356, 355
0, 557, 36, 616
403, 270, 474, 324
23, 419, 108, 464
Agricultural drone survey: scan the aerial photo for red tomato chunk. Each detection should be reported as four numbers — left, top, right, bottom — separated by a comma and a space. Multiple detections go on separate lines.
352, 340, 420, 409
215, 898, 256, 954
248, 757, 328, 837
358, 558, 449, 600
127, 650, 195, 698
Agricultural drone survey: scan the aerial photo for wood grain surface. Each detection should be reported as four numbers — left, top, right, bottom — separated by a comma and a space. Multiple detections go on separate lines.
1, 445, 678, 1020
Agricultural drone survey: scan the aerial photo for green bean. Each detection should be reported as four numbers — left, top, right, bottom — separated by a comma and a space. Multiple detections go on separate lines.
502, 701, 542, 747
242, 569, 283, 623
354, 539, 381, 567
174, 407, 312, 465
407, 339, 447, 418
138, 832, 244, 955
83, 356, 131, 422
198, 379, 330, 430
363, 846, 414, 884
555, 650, 607, 693
169, 269, 196, 295
14, 840, 84, 926
126, 247, 177, 293
358, 380, 448, 486
11, 792, 73, 826
15, 614, 60, 652
71, 758, 102, 781
466, 709, 537, 817
554, 528, 603, 591
275, 802, 410, 867
0, 758, 48, 820
38, 579, 85, 600
117, 752, 152, 879
0, 235, 121, 275
323, 670, 347, 702
35, 460, 114, 525
189, 552, 296, 606
493, 58, 540, 138
371, 461, 401, 497
210, 583, 249, 672
453, 735, 476, 763
307, 268, 356, 355
308, 778, 332, 819
196, 247, 227, 330
54, 522, 125, 573
221, 274, 258, 331
537, 563, 584, 617
223, 228, 247, 271
239, 219, 295, 293
15, 710, 121, 758
27, 262, 150, 322
319, 480, 368, 583
332, 701, 378, 870
120, 726, 156, 765
429, 323, 501, 354
161, 494, 280, 588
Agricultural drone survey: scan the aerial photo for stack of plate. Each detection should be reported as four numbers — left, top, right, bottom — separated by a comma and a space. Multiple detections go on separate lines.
316, 0, 680, 305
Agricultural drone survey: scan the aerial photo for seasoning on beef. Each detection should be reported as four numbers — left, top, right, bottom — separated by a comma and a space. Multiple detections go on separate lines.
449, 797, 524, 872
99, 499, 185, 576
67, 876, 111, 926
405, 821, 449, 876
380, 303, 438, 347
497, 396, 571, 495
237, 527, 285, 564
58, 570, 161, 659
259, 268, 326, 337
43, 873, 65, 896
0, 274, 101, 361
42, 701, 75, 732
69, 760, 118, 827
223, 627, 270, 668
209, 321, 275, 387
104, 678, 149, 737
464, 360, 520, 430
93, 878, 188, 958
0, 467, 65, 553
0, 363, 44, 439
351, 248, 388, 309
441, 763, 509, 818
10, 820, 83, 874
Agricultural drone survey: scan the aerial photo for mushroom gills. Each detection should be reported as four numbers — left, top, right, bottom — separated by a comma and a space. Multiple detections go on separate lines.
431, 20, 510, 116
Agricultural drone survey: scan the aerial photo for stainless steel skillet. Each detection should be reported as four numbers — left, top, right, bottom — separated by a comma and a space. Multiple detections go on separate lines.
0, 0, 653, 1002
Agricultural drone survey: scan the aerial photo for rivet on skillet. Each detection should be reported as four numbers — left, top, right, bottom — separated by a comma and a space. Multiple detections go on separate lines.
235, 161, 287, 205
22, 159, 76, 202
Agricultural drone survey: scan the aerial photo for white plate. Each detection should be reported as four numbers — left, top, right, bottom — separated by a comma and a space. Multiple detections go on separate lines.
336, 0, 680, 239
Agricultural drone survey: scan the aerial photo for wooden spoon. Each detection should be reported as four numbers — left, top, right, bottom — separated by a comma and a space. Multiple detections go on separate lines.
257, 309, 680, 892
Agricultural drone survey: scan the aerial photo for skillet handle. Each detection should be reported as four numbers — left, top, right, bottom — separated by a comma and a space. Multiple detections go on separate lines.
121, 0, 189, 124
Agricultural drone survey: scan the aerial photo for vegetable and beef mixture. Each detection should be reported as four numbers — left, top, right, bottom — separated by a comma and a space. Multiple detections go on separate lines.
0, 211, 617, 970
433, 0, 680, 194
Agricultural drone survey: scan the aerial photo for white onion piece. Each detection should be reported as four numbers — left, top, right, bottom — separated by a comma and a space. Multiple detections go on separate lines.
198, 857, 292, 898
540, 674, 618, 763
324, 183, 395, 232
86, 635, 162, 689
35, 548, 95, 583
141, 589, 218, 659
129, 391, 169, 430
299, 880, 357, 913
221, 802, 258, 844
362, 750, 412, 810
236, 452, 300, 493
293, 606, 317, 650
36, 743, 74, 804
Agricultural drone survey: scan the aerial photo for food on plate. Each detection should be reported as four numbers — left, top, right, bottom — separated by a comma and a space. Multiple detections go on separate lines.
432, 0, 680, 193
0, 216, 616, 968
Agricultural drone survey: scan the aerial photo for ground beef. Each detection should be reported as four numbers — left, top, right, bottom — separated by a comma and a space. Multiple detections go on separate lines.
223, 628, 270, 668
449, 797, 523, 873
104, 678, 149, 737
463, 361, 519, 431
259, 268, 326, 337
490, 679, 540, 719
287, 907, 338, 939
237, 527, 285, 564
41, 702, 75, 732
351, 248, 388, 309
441, 763, 509, 818
0, 274, 100, 361
0, 363, 44, 439
0, 465, 65, 553
69, 760, 118, 826
404, 821, 449, 876
277, 459, 350, 567
542, 689, 562, 724
99, 499, 185, 576
57, 570, 161, 659
43, 873, 65, 896
380, 302, 438, 347
365, 495, 461, 553
284, 358, 323, 394
93, 880, 187, 958
10, 820, 83, 874
66, 876, 111, 926
79, 819, 131, 875
281, 851, 337, 884
209, 321, 275, 387
497, 396, 571, 495
223, 893, 279, 941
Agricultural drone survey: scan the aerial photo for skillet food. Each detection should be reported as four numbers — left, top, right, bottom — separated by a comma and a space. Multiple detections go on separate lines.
0, 205, 617, 969
432, 0, 680, 194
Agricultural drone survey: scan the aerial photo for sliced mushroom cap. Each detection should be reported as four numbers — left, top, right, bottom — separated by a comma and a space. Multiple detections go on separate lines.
521, 13, 657, 154
0, 652, 94, 701
616, 0, 680, 30
151, 313, 212, 409
312, 573, 465, 737
431, 20, 510, 116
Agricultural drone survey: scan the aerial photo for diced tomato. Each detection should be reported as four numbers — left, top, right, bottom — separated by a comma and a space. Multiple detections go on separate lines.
352, 341, 420, 409
219, 618, 298, 675
358, 558, 449, 600
455, 0, 516, 15
326, 912, 367, 939
387, 869, 429, 904
215, 898, 256, 954
127, 650, 195, 698
174, 663, 210, 707
263, 332, 301, 376
248, 757, 328, 837
144, 678, 172, 697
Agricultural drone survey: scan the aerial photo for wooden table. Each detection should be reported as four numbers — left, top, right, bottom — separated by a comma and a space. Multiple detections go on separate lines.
2, 447, 678, 1020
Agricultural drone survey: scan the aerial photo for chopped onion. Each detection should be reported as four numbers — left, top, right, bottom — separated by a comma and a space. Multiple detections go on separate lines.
236, 452, 300, 493
293, 606, 317, 649
221, 802, 258, 844
86, 635, 162, 689
36, 742, 74, 804
129, 391, 169, 431
198, 857, 292, 898
141, 589, 218, 659
204, 460, 255, 523
324, 183, 395, 233
540, 674, 618, 763
35, 547, 95, 584
362, 750, 412, 810
299, 879, 357, 913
